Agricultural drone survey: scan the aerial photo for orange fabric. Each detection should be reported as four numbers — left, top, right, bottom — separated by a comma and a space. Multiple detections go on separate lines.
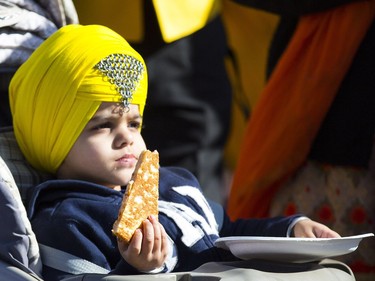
227, 0, 375, 220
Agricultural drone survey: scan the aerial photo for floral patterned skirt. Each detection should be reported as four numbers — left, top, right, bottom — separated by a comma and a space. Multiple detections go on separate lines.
270, 147, 375, 281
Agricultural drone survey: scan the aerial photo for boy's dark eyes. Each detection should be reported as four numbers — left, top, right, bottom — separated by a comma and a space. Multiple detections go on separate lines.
91, 120, 141, 131
129, 120, 141, 130
92, 122, 112, 130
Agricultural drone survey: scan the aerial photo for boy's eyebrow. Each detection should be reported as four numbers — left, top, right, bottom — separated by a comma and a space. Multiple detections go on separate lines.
88, 112, 142, 123
88, 115, 111, 123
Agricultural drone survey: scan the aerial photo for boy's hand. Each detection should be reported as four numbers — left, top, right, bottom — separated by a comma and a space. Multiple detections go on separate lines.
293, 219, 341, 238
118, 215, 169, 272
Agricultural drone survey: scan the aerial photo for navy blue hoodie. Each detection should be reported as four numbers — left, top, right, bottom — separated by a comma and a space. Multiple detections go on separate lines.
27, 167, 300, 280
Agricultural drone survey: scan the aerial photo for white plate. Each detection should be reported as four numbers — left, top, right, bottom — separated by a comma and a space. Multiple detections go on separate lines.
215, 233, 374, 263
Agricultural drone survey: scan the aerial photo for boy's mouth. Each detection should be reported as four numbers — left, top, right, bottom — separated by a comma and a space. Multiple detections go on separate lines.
116, 154, 137, 167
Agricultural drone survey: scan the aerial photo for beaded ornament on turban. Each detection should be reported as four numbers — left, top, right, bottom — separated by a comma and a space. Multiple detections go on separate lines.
9, 24, 148, 174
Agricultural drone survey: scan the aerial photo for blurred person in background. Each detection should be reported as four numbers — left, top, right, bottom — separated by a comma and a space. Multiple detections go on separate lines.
225, 1, 375, 280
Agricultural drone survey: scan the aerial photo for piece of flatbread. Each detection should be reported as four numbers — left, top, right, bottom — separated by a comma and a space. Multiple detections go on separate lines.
112, 150, 159, 243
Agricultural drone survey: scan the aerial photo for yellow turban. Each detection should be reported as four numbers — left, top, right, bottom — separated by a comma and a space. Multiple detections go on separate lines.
9, 24, 148, 174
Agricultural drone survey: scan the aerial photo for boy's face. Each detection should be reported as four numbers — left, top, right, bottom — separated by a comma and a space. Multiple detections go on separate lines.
57, 102, 147, 190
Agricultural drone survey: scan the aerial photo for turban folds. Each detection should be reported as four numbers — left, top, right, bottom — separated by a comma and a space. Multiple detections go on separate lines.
9, 24, 148, 174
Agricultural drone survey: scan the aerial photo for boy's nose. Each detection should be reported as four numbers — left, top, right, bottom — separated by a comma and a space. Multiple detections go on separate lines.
114, 127, 133, 148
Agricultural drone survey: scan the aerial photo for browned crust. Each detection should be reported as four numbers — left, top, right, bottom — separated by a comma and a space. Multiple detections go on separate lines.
112, 150, 159, 243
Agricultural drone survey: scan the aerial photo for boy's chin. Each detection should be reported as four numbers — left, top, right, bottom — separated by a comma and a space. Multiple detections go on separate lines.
111, 170, 132, 184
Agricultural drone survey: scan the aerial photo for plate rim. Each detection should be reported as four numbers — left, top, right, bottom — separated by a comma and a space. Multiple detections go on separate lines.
215, 233, 374, 245
214, 233, 374, 261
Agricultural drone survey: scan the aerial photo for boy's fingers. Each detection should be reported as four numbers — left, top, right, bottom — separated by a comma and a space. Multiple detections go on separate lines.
315, 228, 340, 238
141, 219, 154, 253
124, 229, 143, 257
149, 216, 162, 252
160, 223, 169, 255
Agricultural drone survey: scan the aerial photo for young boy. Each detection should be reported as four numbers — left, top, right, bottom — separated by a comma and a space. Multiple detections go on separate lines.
9, 24, 339, 281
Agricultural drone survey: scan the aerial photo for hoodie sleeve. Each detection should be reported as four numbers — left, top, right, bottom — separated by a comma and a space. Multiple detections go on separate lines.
219, 209, 303, 238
